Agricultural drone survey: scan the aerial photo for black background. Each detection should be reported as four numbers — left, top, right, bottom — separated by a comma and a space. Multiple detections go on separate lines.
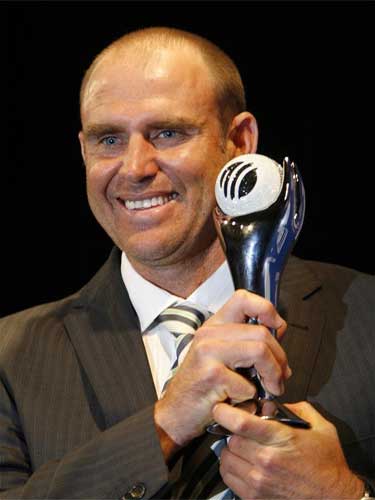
2, 1, 374, 317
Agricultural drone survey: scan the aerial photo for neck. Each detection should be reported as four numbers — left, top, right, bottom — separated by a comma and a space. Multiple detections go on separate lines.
128, 239, 226, 298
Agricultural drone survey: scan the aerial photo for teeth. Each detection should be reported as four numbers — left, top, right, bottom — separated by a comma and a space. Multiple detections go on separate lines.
124, 193, 177, 210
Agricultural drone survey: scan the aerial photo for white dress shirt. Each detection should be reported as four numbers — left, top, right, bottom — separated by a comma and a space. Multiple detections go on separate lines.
120, 251, 235, 398
121, 252, 235, 500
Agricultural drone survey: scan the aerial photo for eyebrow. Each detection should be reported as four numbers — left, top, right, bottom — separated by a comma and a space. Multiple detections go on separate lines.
83, 124, 125, 139
83, 117, 202, 139
146, 118, 202, 130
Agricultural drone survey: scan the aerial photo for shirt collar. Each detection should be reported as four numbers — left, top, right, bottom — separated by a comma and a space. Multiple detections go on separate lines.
121, 252, 234, 332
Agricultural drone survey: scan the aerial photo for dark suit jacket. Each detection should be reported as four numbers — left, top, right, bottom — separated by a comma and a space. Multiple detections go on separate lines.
0, 247, 375, 498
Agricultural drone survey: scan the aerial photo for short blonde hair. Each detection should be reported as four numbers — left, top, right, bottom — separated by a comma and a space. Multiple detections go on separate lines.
80, 26, 246, 131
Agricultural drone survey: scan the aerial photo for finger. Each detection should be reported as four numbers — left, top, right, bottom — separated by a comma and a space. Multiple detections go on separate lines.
222, 439, 257, 468
221, 447, 276, 500
172, 356, 259, 404
197, 322, 287, 357
213, 402, 293, 443
190, 337, 286, 395
234, 333, 291, 385
220, 447, 258, 499
219, 471, 251, 500
284, 401, 327, 427
195, 323, 291, 380
205, 362, 259, 403
227, 434, 260, 463
205, 289, 286, 333
237, 342, 286, 395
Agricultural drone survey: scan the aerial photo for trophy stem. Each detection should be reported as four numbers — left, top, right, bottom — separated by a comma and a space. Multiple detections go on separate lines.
209, 154, 311, 435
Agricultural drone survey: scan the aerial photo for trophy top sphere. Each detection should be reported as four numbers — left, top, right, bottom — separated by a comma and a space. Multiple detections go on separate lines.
215, 153, 284, 217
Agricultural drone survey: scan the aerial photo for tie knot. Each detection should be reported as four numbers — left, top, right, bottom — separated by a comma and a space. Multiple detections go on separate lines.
157, 302, 211, 336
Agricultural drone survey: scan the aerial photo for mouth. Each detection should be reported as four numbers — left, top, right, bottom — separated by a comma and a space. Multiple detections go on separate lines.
118, 192, 178, 211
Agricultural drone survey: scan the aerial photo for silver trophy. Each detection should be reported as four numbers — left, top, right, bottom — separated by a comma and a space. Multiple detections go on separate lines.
207, 153, 310, 435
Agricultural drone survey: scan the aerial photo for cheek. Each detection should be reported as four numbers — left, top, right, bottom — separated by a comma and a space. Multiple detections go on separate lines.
85, 164, 117, 236
185, 178, 217, 228
86, 167, 103, 195
85, 172, 104, 214
181, 160, 224, 217
85, 159, 121, 200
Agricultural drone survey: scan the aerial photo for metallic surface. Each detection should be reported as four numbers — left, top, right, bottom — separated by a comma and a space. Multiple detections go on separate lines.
207, 156, 310, 435
214, 157, 305, 309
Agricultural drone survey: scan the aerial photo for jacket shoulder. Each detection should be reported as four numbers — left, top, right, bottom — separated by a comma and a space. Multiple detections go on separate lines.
0, 294, 79, 368
303, 258, 375, 295
288, 257, 375, 317
0, 247, 123, 369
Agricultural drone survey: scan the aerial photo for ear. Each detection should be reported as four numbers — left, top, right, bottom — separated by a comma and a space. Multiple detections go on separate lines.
228, 111, 258, 155
78, 131, 87, 164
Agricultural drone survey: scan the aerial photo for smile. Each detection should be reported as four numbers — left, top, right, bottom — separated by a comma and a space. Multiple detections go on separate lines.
122, 192, 178, 210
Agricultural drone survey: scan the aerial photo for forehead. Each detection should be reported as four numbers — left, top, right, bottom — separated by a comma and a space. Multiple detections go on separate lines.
81, 46, 218, 123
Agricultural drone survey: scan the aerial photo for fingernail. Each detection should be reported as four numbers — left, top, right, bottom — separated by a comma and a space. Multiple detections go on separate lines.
286, 365, 292, 378
212, 403, 221, 416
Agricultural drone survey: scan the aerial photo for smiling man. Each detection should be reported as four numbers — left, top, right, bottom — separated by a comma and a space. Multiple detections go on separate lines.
1, 27, 375, 500
78, 34, 257, 296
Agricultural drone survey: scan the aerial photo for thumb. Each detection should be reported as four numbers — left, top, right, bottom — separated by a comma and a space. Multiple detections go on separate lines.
213, 402, 293, 443
284, 401, 326, 427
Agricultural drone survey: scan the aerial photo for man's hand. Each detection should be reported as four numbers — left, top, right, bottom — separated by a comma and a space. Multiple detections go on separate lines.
154, 289, 289, 458
214, 400, 364, 499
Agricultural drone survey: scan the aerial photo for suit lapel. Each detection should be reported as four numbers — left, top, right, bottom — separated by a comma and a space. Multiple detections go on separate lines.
279, 256, 326, 402
64, 247, 157, 429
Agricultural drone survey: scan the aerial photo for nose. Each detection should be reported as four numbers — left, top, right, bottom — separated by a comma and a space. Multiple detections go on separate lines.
119, 133, 159, 183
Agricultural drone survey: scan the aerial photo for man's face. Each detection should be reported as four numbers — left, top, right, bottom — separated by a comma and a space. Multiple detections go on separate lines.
79, 46, 236, 270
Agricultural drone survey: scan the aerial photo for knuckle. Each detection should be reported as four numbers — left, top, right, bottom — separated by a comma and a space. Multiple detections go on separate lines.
262, 298, 274, 315
270, 374, 284, 396
232, 413, 250, 434
248, 382, 258, 399
193, 336, 212, 356
253, 340, 268, 358
256, 448, 275, 470
256, 325, 270, 341
194, 326, 209, 340
220, 447, 230, 467
262, 366, 284, 395
227, 435, 242, 454
279, 350, 288, 366
204, 362, 225, 384
235, 289, 249, 301
273, 364, 283, 382
279, 317, 287, 330
248, 468, 265, 493
219, 451, 233, 479
234, 289, 251, 308
326, 419, 337, 434
299, 401, 312, 411
219, 462, 229, 482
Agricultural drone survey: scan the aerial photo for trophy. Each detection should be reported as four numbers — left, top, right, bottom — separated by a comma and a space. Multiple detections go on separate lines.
207, 154, 310, 435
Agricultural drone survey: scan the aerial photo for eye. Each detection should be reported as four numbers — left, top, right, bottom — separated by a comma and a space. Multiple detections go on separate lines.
150, 128, 188, 149
100, 136, 120, 146
157, 129, 178, 139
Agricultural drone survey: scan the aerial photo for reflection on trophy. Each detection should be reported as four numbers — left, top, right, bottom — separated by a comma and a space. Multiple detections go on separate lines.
207, 154, 310, 435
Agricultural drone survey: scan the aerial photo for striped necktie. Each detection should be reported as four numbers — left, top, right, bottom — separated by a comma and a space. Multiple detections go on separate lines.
157, 302, 236, 499
158, 301, 211, 394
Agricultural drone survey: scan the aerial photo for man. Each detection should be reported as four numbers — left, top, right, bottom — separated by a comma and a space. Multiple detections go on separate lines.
0, 26, 374, 499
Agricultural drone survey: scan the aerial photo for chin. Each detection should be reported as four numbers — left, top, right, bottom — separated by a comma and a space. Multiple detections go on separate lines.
121, 240, 180, 265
